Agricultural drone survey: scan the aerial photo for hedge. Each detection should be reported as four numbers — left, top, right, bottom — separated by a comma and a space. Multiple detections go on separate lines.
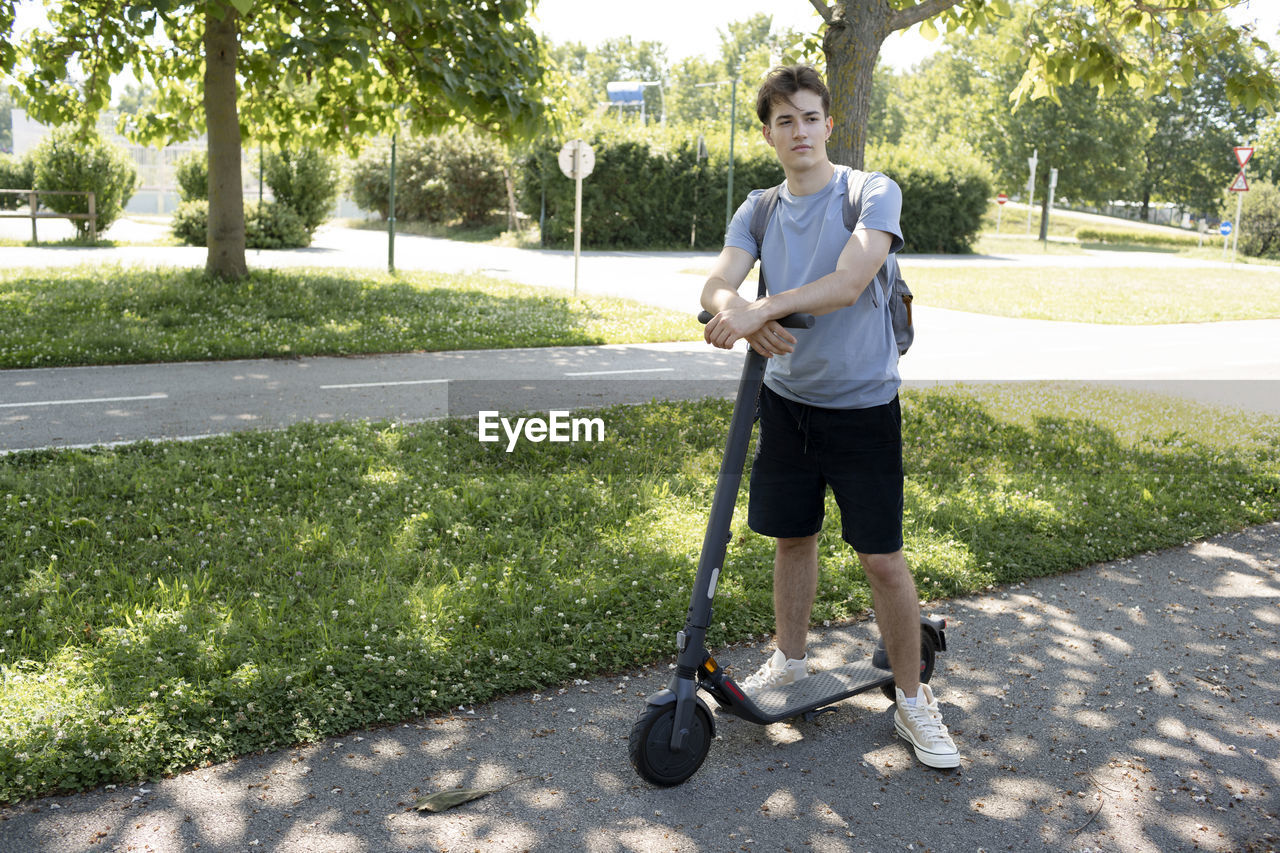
1075, 227, 1203, 247
518, 129, 781, 251
520, 129, 991, 254
866, 141, 991, 254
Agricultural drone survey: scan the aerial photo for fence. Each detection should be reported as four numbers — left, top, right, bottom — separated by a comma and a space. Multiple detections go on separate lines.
0, 189, 98, 243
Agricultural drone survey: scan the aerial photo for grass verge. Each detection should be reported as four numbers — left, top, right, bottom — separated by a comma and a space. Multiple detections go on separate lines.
336, 216, 542, 249
906, 264, 1280, 323
0, 265, 702, 368
1, 383, 1278, 802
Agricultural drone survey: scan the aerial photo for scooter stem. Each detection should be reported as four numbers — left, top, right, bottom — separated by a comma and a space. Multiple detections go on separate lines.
668, 347, 768, 751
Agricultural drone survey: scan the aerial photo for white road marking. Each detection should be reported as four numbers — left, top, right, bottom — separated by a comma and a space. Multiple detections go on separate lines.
563, 367, 676, 377
321, 379, 450, 390
0, 392, 168, 409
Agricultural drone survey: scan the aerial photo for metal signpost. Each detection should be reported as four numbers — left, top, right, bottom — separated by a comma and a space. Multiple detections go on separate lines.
1220, 220, 1233, 259
1026, 149, 1038, 236
1039, 167, 1058, 245
1228, 145, 1253, 263
695, 78, 740, 231
996, 192, 1007, 233
559, 138, 596, 297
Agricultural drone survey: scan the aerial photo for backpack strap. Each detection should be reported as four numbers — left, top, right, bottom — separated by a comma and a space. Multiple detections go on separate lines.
749, 183, 783, 299
842, 169, 892, 305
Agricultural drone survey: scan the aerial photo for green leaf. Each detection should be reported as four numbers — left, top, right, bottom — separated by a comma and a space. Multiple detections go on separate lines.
919, 17, 939, 41
415, 787, 497, 813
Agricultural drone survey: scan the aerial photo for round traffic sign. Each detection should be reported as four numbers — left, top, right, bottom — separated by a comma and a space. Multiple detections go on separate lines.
1220, 221, 1233, 236
996, 193, 1008, 205
558, 139, 595, 179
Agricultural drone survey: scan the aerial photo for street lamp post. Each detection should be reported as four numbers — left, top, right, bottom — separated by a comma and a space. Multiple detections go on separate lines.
694, 77, 740, 232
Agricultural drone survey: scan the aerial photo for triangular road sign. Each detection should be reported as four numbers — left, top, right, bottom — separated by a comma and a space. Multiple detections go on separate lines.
1229, 170, 1250, 192
1235, 146, 1254, 169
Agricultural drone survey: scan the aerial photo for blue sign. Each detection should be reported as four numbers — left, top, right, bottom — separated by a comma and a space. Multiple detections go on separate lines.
606, 82, 646, 104
1220, 221, 1233, 236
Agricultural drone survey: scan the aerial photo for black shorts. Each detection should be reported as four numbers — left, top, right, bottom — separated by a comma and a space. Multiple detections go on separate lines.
747, 385, 904, 554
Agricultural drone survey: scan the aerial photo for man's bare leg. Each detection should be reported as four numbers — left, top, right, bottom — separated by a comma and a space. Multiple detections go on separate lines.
774, 534, 819, 661
858, 549, 921, 697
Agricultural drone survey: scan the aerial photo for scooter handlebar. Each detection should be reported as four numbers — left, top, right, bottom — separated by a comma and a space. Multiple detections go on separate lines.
697, 310, 815, 329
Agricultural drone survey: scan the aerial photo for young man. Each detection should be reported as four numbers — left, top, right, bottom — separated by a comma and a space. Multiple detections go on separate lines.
699, 65, 959, 770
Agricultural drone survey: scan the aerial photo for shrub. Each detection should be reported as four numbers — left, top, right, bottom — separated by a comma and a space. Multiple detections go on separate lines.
439, 131, 508, 225
0, 151, 34, 211
174, 150, 208, 202
263, 147, 340, 233
170, 199, 209, 246
170, 200, 309, 249
245, 200, 310, 248
1236, 181, 1280, 260
30, 125, 138, 238
867, 141, 992, 254
349, 139, 393, 219
348, 131, 507, 224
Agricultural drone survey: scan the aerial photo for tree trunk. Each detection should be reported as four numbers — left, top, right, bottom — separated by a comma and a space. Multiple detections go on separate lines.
823, 1, 894, 169
204, 2, 247, 280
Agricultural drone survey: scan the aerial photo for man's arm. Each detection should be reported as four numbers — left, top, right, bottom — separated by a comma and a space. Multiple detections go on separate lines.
702, 227, 894, 352
700, 246, 799, 358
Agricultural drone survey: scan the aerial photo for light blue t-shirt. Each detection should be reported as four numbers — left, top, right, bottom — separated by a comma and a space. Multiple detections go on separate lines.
725, 165, 905, 410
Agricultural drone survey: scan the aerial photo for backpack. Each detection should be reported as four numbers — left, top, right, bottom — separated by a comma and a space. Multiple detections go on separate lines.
747, 170, 914, 356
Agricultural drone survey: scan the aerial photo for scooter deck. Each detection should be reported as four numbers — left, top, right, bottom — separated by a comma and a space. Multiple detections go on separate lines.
719, 659, 892, 723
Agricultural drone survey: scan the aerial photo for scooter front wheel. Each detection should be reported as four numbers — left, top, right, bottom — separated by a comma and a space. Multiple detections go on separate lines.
628, 701, 713, 786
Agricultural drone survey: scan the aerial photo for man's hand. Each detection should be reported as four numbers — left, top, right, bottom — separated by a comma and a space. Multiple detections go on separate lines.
704, 304, 796, 358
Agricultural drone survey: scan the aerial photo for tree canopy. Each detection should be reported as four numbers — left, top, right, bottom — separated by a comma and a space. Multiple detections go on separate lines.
4, 0, 551, 277
812, 0, 1280, 169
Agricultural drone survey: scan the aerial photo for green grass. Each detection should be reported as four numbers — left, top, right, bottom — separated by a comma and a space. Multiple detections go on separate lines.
1, 383, 1278, 802
908, 264, 1280, 323
0, 265, 702, 368
971, 234, 1086, 255
337, 215, 542, 249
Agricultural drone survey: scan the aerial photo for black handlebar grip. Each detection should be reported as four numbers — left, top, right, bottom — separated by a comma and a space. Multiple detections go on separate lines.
697, 310, 815, 329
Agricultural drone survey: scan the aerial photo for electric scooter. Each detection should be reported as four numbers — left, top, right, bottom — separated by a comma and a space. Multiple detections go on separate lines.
627, 309, 948, 787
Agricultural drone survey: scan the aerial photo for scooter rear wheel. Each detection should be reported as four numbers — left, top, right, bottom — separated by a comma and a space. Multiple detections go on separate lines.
628, 702, 713, 786
879, 634, 937, 701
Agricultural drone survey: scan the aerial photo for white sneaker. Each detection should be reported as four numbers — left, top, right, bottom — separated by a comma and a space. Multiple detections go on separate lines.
740, 649, 808, 696
894, 684, 960, 769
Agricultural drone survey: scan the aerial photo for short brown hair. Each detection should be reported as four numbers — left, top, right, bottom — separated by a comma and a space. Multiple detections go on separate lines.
755, 65, 831, 124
